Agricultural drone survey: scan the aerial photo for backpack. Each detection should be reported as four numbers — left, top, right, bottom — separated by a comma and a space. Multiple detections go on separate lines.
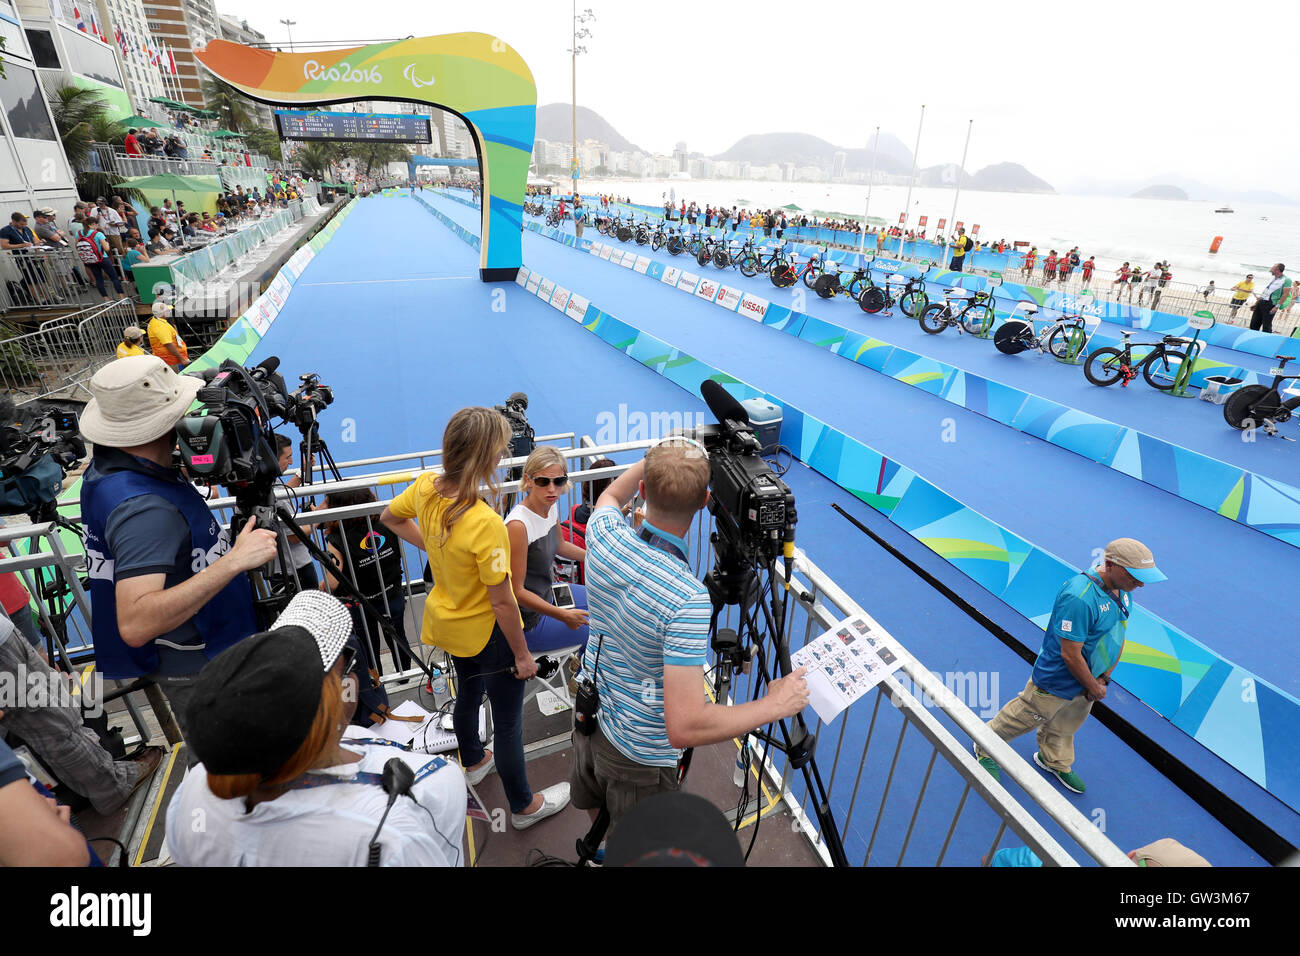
560, 503, 593, 584
75, 232, 104, 264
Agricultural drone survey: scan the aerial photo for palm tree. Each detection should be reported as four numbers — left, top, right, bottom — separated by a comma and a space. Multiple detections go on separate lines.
201, 76, 252, 133
242, 126, 282, 162
296, 142, 339, 179
47, 83, 109, 171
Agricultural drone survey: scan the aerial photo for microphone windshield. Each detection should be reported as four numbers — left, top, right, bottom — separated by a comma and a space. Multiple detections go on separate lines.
700, 379, 750, 426
382, 757, 415, 798
255, 356, 281, 375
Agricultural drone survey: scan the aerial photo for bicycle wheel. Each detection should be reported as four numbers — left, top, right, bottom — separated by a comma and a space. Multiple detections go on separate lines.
651, 234, 664, 251
846, 277, 866, 300
1142, 349, 1187, 390
667, 237, 683, 256
918, 303, 950, 334
771, 265, 797, 288
1047, 323, 1085, 360
1223, 386, 1270, 429
696, 248, 711, 268
900, 290, 929, 317
739, 256, 759, 278
993, 320, 1033, 355
616, 226, 633, 243
1084, 347, 1127, 387
859, 286, 885, 313
1279, 396, 1300, 426
713, 249, 729, 269
814, 274, 839, 299
635, 229, 649, 246
960, 302, 995, 335
803, 263, 821, 289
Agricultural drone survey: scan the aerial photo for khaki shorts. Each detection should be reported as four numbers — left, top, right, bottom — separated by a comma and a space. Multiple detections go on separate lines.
569, 721, 679, 827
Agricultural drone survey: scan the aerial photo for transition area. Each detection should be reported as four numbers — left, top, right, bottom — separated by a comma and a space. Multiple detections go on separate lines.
232, 192, 1297, 864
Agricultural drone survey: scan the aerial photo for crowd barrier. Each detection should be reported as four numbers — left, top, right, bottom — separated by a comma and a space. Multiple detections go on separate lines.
167, 202, 305, 296
418, 189, 1300, 815
0, 298, 136, 401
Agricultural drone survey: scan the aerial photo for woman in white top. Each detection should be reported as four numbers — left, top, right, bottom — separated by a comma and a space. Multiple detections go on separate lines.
166, 591, 466, 866
505, 446, 590, 653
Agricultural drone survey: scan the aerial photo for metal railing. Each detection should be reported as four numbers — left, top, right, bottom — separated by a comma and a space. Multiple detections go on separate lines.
165, 202, 304, 294
0, 246, 110, 312
0, 298, 136, 401
0, 434, 1133, 866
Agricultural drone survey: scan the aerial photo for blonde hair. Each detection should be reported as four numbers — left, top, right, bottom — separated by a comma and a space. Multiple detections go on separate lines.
434, 406, 511, 546
523, 446, 566, 481
206, 670, 344, 799
643, 440, 710, 520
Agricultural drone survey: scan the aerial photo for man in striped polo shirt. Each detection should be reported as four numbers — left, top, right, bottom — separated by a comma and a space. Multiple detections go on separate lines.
569, 440, 809, 828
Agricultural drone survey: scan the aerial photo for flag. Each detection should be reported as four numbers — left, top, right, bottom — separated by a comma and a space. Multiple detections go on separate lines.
168, 47, 177, 76
73, 4, 86, 32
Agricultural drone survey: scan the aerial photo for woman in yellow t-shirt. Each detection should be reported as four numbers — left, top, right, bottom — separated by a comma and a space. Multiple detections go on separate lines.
381, 407, 569, 829
115, 325, 147, 359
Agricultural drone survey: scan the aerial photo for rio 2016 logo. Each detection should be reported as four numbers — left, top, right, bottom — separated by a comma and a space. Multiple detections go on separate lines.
303, 60, 382, 84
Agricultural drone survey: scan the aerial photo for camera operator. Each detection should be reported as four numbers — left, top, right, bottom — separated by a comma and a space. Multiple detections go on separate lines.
570, 440, 809, 828
274, 434, 318, 592
79, 356, 277, 744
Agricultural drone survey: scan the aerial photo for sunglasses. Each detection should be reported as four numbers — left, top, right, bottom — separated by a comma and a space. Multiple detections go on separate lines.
530, 475, 569, 488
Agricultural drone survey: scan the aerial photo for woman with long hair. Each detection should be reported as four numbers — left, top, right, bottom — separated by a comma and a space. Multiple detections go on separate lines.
381, 408, 569, 830
505, 447, 589, 654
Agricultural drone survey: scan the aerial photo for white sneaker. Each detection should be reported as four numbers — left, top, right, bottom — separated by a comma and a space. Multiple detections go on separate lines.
465, 752, 494, 786
510, 783, 570, 830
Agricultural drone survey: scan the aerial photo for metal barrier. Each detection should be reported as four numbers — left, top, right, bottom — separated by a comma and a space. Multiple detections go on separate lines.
164, 203, 305, 295
0, 298, 136, 401
0, 246, 116, 312
0, 434, 1132, 865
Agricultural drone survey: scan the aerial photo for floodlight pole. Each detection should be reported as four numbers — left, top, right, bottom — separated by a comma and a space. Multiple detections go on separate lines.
279, 19, 297, 53
947, 119, 973, 257
899, 104, 924, 256
858, 125, 879, 258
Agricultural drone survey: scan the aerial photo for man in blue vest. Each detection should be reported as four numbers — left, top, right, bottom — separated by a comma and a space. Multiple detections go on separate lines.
79, 356, 278, 743
974, 538, 1165, 794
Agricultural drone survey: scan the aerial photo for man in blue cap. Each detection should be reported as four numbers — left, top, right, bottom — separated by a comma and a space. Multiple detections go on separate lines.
974, 538, 1166, 794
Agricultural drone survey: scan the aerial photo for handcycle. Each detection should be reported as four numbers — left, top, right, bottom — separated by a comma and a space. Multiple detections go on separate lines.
994, 302, 1089, 360
1223, 354, 1300, 437
1082, 330, 1193, 389
918, 287, 997, 335
859, 265, 931, 316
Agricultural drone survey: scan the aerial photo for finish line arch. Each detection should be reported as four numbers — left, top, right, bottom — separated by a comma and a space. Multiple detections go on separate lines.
194, 34, 535, 282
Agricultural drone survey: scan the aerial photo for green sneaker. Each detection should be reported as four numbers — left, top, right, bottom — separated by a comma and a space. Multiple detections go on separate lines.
1034, 752, 1085, 793
973, 743, 1001, 783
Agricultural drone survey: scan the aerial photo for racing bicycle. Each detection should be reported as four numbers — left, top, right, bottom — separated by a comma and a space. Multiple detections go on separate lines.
994, 303, 1089, 360
918, 287, 997, 335
1083, 331, 1193, 389
859, 265, 931, 316
1223, 354, 1300, 436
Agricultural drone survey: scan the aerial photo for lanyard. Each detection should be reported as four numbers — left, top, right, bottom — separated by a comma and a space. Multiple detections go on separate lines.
639, 525, 687, 563
286, 752, 448, 791
1084, 572, 1130, 622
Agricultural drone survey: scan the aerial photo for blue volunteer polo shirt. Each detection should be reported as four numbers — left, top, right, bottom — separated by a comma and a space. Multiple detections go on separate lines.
1032, 572, 1129, 700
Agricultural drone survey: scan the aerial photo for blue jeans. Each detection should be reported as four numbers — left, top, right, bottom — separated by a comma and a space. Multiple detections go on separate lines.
452, 624, 532, 813
524, 583, 590, 654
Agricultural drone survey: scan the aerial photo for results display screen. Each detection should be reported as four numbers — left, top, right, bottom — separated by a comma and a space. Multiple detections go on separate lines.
274, 110, 432, 143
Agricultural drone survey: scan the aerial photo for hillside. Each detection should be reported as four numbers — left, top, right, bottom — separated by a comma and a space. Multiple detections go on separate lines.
968, 163, 1055, 194
712, 131, 913, 175
535, 103, 643, 154
1130, 184, 1189, 200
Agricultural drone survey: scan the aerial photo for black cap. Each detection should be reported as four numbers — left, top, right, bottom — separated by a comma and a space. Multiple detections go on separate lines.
185, 626, 324, 777
605, 792, 745, 867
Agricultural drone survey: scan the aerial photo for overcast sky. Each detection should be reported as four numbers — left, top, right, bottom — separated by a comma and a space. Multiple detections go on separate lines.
215, 0, 1297, 193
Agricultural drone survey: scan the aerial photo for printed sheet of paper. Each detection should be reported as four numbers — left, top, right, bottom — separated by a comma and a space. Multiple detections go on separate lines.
791, 614, 910, 724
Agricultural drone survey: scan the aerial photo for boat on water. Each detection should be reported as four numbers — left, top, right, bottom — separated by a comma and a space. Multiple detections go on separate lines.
1215, 205, 1234, 213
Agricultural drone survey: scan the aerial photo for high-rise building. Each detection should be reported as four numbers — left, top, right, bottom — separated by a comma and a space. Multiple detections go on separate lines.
142, 0, 220, 106
218, 15, 273, 129
673, 140, 687, 172
832, 150, 847, 180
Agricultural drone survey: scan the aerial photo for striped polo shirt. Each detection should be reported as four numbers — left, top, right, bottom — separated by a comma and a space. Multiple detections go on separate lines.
584, 506, 710, 767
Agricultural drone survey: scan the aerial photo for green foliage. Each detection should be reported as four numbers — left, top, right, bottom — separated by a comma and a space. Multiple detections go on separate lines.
294, 142, 339, 178
338, 141, 409, 174
242, 126, 283, 162
201, 77, 251, 133
0, 324, 40, 386
48, 84, 111, 171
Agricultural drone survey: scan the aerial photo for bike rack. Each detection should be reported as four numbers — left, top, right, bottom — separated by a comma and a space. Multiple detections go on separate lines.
1057, 294, 1095, 365
1167, 311, 1215, 398
971, 274, 1001, 339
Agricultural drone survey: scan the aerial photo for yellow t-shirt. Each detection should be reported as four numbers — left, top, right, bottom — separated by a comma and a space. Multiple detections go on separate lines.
147, 317, 188, 366
116, 342, 146, 359
387, 474, 520, 657
1231, 280, 1253, 302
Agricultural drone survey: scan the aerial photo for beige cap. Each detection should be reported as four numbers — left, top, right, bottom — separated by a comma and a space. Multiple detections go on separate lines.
79, 355, 203, 447
1131, 838, 1210, 867
151, 300, 174, 318
1103, 538, 1166, 583
122, 325, 144, 341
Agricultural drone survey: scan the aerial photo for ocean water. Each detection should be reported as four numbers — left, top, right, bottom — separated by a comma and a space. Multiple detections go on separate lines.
589, 178, 1298, 289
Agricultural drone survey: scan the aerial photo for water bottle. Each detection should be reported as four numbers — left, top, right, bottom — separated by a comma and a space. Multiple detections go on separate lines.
430, 668, 449, 711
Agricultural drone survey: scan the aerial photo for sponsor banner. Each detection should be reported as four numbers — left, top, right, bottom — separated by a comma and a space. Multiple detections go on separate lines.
565, 292, 590, 322
677, 271, 701, 293
661, 266, 681, 287
608, 248, 625, 265
550, 284, 571, 311
265, 274, 290, 310
738, 292, 770, 322
525, 271, 542, 294
537, 277, 556, 301
589, 242, 602, 256
715, 285, 743, 312
619, 253, 636, 269
694, 276, 720, 303
599, 245, 613, 260
515, 266, 530, 287
634, 256, 651, 273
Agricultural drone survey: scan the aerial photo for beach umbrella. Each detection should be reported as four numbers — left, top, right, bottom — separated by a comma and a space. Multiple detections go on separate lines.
210, 129, 246, 139
121, 115, 160, 129
781, 203, 803, 211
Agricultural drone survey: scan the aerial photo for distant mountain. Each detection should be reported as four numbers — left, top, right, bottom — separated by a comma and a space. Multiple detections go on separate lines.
711, 131, 913, 175
1130, 184, 1189, 200
535, 103, 643, 154
968, 163, 1055, 194
1240, 190, 1299, 206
